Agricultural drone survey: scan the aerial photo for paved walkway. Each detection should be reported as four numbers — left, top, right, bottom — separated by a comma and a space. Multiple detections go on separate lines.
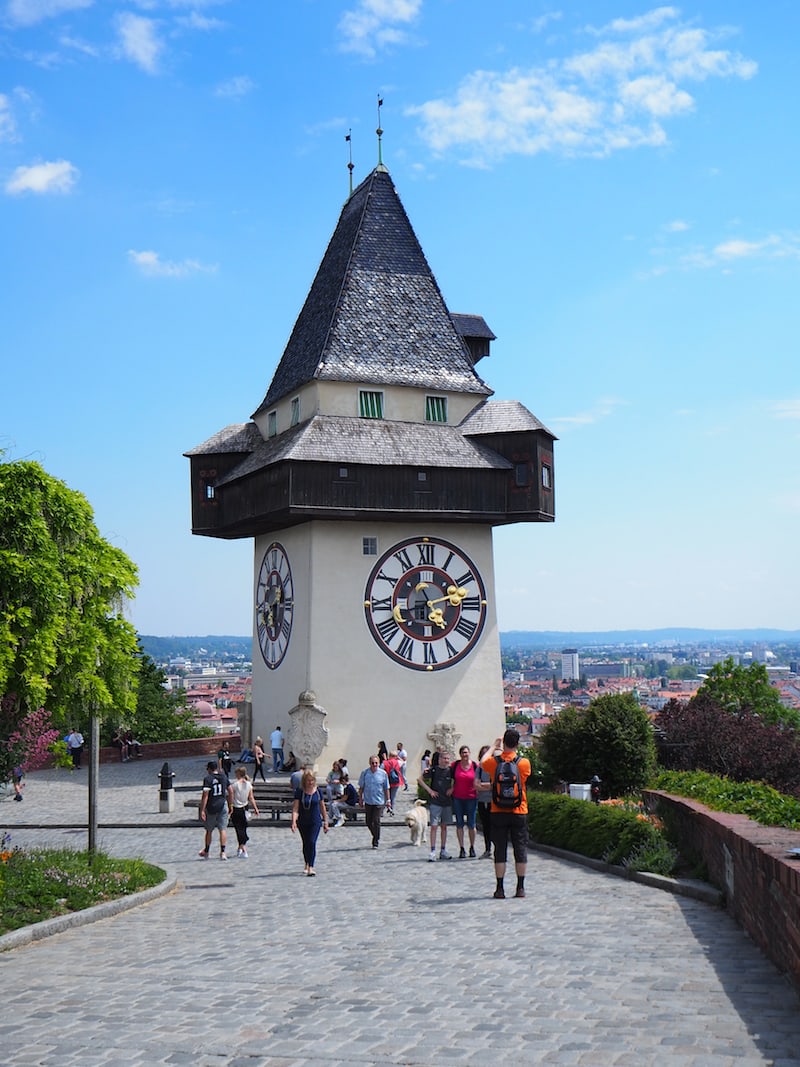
1, 757, 800, 1067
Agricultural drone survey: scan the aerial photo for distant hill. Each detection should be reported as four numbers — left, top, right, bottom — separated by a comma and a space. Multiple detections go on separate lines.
139, 630, 800, 662
139, 635, 251, 662
500, 628, 800, 650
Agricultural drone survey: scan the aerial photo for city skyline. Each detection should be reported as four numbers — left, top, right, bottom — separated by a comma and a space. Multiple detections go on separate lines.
2, 2, 798, 635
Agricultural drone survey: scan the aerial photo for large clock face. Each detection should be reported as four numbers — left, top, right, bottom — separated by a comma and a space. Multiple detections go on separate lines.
256, 542, 294, 670
363, 536, 487, 671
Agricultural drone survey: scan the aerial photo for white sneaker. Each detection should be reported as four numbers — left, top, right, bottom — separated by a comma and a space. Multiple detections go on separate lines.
219, 852, 228, 861
334, 817, 345, 828
428, 850, 437, 862
240, 849, 248, 859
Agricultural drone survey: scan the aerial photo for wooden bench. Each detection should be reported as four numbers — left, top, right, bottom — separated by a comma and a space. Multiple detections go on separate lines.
183, 778, 366, 822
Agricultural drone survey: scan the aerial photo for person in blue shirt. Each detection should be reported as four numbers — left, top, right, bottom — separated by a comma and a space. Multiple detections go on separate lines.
358, 755, 390, 849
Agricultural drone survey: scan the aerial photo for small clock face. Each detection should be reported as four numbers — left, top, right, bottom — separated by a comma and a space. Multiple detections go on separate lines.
256, 542, 294, 669
363, 536, 488, 671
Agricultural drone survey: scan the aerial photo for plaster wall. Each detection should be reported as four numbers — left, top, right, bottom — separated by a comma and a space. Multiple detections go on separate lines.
251, 520, 505, 776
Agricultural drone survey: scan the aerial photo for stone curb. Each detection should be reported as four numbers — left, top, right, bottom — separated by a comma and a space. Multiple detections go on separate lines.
0, 868, 180, 953
530, 840, 723, 906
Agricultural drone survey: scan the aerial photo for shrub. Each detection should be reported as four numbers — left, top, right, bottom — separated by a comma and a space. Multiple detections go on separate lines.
527, 792, 676, 872
541, 692, 656, 797
655, 695, 800, 798
651, 769, 800, 829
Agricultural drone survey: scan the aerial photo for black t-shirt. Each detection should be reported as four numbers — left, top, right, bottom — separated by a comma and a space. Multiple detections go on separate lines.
428, 765, 453, 805
203, 772, 229, 813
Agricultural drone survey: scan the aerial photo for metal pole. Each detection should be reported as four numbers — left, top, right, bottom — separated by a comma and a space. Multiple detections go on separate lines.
88, 711, 99, 862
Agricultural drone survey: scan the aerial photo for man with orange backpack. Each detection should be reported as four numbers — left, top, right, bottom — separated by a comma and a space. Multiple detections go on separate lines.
480, 728, 531, 899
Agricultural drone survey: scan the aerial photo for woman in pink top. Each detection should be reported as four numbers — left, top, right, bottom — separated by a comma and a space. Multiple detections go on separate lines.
450, 745, 479, 858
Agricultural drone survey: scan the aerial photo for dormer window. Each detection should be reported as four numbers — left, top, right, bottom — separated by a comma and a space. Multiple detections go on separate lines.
290, 397, 300, 426
542, 464, 552, 490
267, 411, 277, 438
425, 395, 447, 423
359, 390, 384, 419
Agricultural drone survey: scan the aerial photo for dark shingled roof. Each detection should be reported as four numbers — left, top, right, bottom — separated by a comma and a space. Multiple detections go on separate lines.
253, 168, 492, 416
184, 423, 261, 457
451, 313, 496, 341
213, 415, 512, 486
460, 400, 557, 439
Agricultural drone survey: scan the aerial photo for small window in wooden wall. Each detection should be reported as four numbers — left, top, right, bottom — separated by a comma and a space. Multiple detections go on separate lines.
425, 395, 447, 423
542, 464, 552, 489
359, 390, 384, 418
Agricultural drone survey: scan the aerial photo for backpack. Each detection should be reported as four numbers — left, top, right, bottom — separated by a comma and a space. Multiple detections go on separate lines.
492, 755, 522, 809
388, 764, 400, 785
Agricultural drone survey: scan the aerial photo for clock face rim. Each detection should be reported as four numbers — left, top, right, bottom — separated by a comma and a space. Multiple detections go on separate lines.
363, 535, 488, 672
256, 541, 294, 671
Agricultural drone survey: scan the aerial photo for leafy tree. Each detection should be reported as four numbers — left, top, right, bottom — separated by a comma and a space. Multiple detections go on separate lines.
696, 657, 797, 729
0, 459, 139, 745
655, 694, 800, 797
666, 664, 697, 680
103, 650, 212, 744
541, 693, 656, 797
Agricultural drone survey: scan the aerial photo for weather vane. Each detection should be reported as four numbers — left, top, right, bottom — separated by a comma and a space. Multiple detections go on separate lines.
376, 94, 384, 169
345, 129, 354, 197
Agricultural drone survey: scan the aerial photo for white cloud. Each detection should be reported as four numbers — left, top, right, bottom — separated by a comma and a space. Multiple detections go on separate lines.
664, 219, 689, 232
338, 0, 422, 58
408, 7, 756, 165
773, 399, 800, 421
531, 12, 563, 34
175, 12, 224, 31
128, 249, 217, 277
214, 75, 255, 99
116, 12, 163, 74
0, 94, 17, 142
551, 396, 627, 428
5, 158, 78, 194
4, 0, 92, 27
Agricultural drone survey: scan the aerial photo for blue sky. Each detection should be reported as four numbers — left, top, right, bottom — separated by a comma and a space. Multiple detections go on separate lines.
2, 0, 798, 636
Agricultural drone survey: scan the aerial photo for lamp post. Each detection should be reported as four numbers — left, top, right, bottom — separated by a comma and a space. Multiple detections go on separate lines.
88, 656, 100, 863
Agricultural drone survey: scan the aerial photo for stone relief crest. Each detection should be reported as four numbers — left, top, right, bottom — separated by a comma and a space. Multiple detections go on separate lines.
427, 722, 461, 763
287, 690, 329, 770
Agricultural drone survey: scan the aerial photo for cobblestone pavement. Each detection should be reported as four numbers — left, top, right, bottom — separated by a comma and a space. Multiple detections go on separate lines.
2, 757, 800, 1067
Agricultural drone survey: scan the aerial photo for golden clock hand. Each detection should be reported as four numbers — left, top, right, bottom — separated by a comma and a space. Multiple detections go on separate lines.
427, 607, 446, 630
392, 604, 406, 624
426, 585, 469, 608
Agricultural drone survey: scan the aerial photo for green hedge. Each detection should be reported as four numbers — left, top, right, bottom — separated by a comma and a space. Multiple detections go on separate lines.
527, 793, 665, 867
650, 769, 800, 829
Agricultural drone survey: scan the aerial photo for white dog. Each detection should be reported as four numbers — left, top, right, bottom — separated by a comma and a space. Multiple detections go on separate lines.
404, 800, 429, 846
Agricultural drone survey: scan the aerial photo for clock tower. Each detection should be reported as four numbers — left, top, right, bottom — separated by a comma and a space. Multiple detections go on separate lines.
186, 165, 555, 771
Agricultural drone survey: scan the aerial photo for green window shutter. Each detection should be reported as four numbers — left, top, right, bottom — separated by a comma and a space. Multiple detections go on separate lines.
359, 390, 384, 418
425, 395, 447, 423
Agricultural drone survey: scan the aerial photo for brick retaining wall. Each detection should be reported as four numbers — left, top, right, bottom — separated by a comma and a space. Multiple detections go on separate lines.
99, 735, 240, 766
644, 789, 800, 996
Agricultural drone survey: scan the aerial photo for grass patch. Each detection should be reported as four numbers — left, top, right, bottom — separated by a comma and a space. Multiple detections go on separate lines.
0, 836, 165, 935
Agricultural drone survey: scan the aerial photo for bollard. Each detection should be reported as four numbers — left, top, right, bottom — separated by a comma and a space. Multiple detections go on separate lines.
159, 761, 176, 813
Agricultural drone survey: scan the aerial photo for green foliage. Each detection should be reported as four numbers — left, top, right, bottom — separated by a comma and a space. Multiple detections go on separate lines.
651, 769, 800, 829
541, 692, 656, 796
102, 649, 213, 745
696, 657, 798, 729
517, 742, 558, 790
0, 841, 164, 934
0, 459, 140, 747
620, 837, 679, 876
527, 792, 675, 872
49, 739, 74, 769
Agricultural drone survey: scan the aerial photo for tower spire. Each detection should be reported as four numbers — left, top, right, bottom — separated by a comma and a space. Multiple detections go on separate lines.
376, 94, 387, 171
345, 129, 354, 198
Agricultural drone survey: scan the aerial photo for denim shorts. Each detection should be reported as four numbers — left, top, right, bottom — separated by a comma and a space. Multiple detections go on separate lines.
453, 796, 478, 829
204, 807, 228, 832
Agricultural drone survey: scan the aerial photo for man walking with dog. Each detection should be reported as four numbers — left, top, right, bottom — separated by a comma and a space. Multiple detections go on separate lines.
480, 728, 530, 898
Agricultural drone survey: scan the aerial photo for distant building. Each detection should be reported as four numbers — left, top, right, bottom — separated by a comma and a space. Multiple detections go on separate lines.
561, 648, 580, 682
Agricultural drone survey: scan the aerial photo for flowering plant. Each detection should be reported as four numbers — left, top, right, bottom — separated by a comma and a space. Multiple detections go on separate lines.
1, 831, 13, 863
